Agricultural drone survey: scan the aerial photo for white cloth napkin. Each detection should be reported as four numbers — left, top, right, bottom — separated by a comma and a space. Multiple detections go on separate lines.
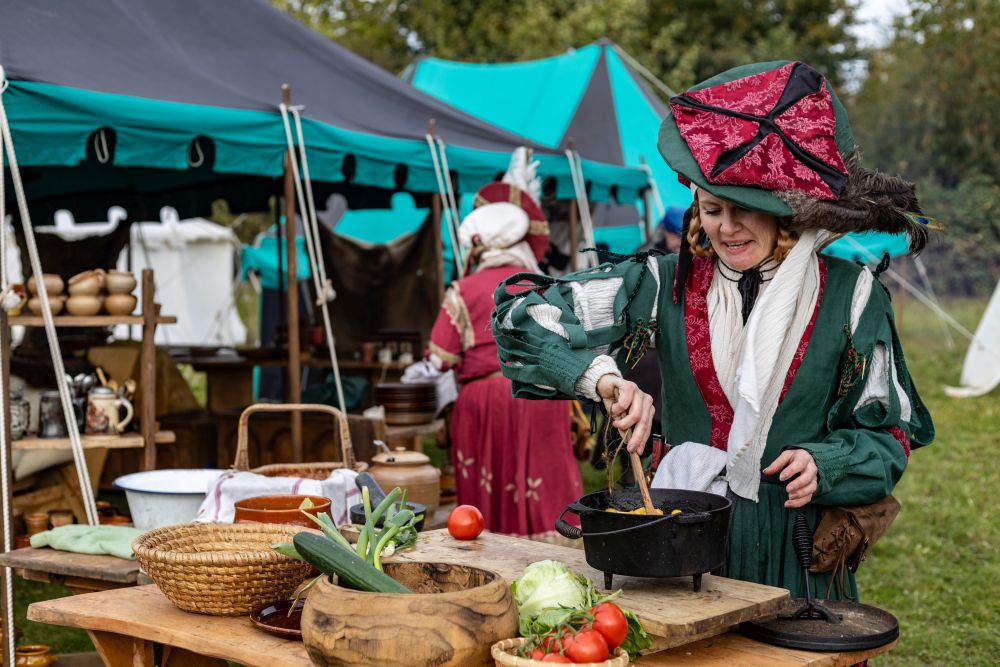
650, 442, 729, 497
194, 468, 359, 525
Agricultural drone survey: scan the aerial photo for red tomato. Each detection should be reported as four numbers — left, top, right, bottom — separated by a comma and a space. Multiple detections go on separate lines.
529, 648, 545, 660
541, 654, 571, 663
564, 629, 609, 663
447, 504, 484, 540
590, 602, 628, 648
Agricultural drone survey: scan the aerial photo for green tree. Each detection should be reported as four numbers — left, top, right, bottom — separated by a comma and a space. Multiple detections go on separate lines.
273, 0, 861, 90
850, 0, 1000, 295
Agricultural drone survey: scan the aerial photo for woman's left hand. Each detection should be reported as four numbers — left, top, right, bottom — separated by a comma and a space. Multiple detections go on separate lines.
762, 449, 818, 509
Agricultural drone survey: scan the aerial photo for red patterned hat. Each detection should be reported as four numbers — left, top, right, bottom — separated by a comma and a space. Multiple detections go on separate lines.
473, 182, 550, 261
659, 61, 935, 251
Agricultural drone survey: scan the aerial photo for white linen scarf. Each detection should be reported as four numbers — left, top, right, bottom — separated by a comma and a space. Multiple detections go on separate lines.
710, 230, 831, 501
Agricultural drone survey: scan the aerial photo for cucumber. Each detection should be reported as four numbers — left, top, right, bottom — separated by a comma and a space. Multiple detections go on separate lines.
292, 532, 411, 594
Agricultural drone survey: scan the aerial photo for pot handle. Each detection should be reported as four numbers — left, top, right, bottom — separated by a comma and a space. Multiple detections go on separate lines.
561, 510, 714, 538
554, 506, 586, 540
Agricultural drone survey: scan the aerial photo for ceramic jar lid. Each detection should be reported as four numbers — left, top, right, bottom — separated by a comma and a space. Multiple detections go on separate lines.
372, 447, 430, 466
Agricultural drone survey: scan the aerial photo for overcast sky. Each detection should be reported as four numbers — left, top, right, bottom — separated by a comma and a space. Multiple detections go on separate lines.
852, 0, 910, 47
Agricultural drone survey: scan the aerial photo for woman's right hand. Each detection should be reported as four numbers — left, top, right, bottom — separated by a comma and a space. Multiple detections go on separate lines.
596, 375, 655, 454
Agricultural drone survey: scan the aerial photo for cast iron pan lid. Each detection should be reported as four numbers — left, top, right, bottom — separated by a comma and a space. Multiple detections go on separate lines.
741, 598, 899, 651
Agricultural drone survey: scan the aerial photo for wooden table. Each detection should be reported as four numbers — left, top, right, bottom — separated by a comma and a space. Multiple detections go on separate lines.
27, 585, 896, 667
0, 548, 151, 594
24, 530, 898, 666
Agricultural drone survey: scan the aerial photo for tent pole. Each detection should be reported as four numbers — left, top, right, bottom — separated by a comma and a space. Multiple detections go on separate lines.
432, 193, 445, 303
568, 199, 579, 272
1, 312, 15, 667
282, 84, 302, 461
643, 189, 653, 243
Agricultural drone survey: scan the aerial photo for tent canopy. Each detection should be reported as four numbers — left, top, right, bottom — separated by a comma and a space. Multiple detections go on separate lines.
405, 39, 691, 209
0, 1, 648, 222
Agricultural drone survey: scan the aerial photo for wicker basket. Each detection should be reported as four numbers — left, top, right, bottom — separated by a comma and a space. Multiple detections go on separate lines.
232, 403, 369, 479
491, 638, 630, 667
133, 523, 314, 616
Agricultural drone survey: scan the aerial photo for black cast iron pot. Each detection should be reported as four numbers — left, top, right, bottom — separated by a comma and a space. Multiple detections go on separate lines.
555, 488, 732, 592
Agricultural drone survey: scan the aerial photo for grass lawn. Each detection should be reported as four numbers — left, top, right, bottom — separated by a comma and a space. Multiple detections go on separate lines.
12, 297, 997, 664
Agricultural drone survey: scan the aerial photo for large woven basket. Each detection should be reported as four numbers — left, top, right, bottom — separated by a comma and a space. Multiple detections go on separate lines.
133, 523, 313, 616
491, 638, 630, 667
233, 403, 368, 479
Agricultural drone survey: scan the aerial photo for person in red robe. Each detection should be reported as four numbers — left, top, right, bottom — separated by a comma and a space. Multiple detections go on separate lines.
429, 178, 582, 539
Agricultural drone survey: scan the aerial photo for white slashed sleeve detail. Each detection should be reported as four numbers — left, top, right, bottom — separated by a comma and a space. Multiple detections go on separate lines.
852, 269, 912, 420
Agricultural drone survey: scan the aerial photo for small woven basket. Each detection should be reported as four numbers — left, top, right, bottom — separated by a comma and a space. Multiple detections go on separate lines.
491, 638, 630, 667
234, 403, 368, 479
133, 523, 313, 616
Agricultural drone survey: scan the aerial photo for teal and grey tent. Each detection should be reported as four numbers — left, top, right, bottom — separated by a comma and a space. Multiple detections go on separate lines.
405, 39, 691, 212
0, 1, 648, 224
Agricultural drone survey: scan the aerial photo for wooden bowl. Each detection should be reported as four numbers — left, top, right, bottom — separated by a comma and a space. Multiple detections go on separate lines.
26, 274, 64, 296
105, 270, 137, 295
65, 294, 102, 316
27, 296, 65, 316
103, 293, 137, 315
67, 269, 105, 296
301, 561, 518, 666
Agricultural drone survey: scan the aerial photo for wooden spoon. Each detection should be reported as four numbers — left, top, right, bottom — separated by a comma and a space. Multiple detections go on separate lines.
612, 387, 657, 515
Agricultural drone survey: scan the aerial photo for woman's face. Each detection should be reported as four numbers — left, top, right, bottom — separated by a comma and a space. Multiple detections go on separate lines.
697, 190, 780, 271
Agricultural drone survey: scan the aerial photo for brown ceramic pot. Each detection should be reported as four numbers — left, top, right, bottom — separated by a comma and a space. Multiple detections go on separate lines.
26, 274, 64, 296
67, 269, 105, 296
233, 494, 332, 528
26, 296, 65, 316
66, 294, 103, 316
15, 643, 57, 667
368, 446, 441, 517
104, 270, 137, 294
103, 293, 137, 315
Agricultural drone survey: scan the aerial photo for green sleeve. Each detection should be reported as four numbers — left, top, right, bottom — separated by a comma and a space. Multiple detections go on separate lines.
491, 257, 661, 400
792, 429, 907, 505
794, 276, 933, 505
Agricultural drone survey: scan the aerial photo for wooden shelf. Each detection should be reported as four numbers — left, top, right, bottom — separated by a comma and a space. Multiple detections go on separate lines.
12, 431, 175, 451
9, 314, 177, 327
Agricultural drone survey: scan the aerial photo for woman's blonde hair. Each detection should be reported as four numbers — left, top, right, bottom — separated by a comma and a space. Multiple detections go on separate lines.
686, 190, 799, 263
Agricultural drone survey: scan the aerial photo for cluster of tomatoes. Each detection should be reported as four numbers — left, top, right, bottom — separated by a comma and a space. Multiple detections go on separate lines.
520, 602, 628, 663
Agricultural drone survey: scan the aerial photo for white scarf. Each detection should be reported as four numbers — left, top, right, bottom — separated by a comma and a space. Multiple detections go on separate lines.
474, 239, 540, 274
709, 230, 831, 501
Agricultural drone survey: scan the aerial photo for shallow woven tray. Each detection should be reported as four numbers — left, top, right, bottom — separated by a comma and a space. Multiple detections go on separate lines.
491, 638, 629, 666
133, 523, 313, 616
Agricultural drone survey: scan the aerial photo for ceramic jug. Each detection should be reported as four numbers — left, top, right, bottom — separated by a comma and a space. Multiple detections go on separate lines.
368, 442, 441, 517
85, 386, 134, 435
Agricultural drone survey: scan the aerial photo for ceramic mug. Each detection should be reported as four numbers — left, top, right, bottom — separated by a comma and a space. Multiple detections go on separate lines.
85, 388, 134, 435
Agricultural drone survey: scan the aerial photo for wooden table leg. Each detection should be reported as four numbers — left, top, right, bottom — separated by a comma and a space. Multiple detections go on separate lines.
88, 630, 153, 667
162, 646, 229, 667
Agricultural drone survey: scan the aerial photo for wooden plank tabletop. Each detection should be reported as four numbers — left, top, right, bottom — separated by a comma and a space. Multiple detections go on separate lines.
394, 530, 788, 647
28, 585, 309, 667
635, 632, 897, 666
0, 548, 140, 584
26, 586, 895, 667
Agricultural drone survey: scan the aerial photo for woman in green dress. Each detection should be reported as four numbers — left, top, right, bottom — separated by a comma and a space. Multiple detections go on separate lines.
492, 61, 935, 599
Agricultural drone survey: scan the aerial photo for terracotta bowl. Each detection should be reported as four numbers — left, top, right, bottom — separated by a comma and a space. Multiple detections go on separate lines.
233, 494, 332, 528
27, 296, 65, 316
105, 270, 138, 295
66, 294, 103, 316
67, 269, 106, 296
104, 293, 137, 316
26, 274, 64, 296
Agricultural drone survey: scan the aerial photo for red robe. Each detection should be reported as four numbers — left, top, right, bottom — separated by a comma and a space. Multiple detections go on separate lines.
429, 266, 582, 538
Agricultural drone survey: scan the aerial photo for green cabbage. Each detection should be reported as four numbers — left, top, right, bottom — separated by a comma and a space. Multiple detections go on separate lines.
511, 559, 590, 621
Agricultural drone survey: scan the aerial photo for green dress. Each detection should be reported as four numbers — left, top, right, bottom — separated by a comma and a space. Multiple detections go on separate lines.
492, 253, 933, 599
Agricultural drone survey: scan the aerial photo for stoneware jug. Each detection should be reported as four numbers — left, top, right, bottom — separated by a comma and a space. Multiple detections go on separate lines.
85, 386, 134, 435
368, 442, 441, 516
